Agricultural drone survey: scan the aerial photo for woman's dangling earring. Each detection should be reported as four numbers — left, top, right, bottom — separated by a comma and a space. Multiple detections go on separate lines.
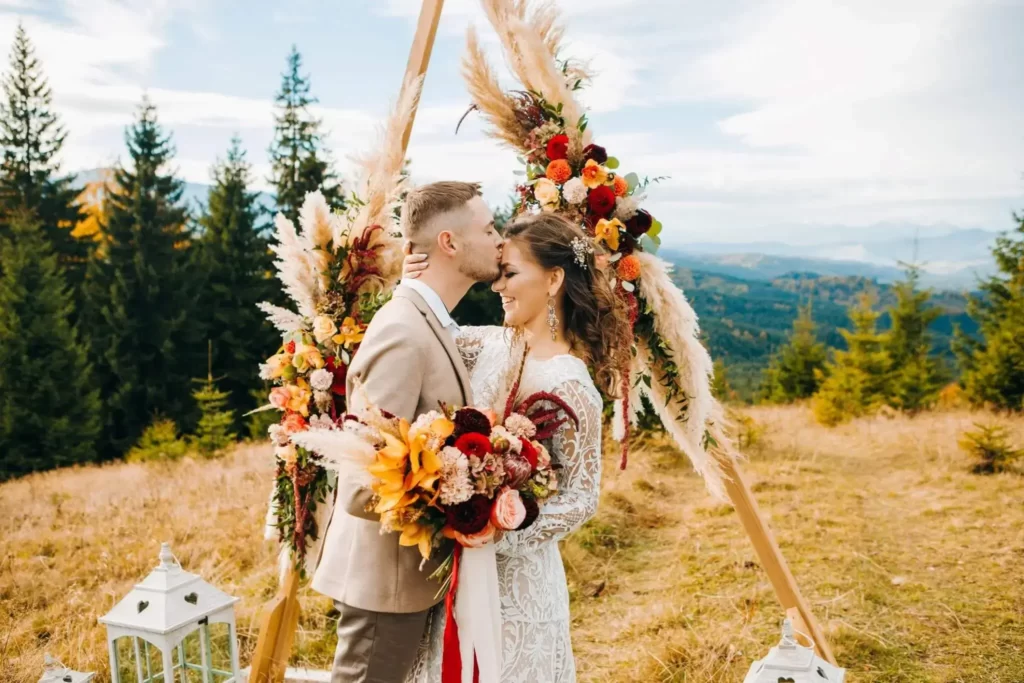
547, 297, 558, 341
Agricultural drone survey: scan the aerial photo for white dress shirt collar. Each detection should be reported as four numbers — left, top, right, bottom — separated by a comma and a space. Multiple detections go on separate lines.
401, 278, 458, 332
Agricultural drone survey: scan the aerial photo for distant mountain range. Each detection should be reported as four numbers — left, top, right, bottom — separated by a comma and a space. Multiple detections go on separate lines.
666, 227, 1002, 291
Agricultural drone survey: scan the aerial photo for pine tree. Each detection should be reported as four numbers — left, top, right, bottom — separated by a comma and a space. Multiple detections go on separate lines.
886, 263, 946, 412
84, 97, 200, 456
812, 292, 891, 425
190, 341, 237, 457
956, 210, 1024, 410
0, 212, 100, 479
0, 24, 84, 280
194, 136, 278, 428
268, 46, 343, 224
760, 302, 828, 403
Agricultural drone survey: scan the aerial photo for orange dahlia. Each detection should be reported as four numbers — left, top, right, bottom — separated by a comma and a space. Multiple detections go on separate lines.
546, 159, 572, 184
613, 175, 629, 197
616, 254, 641, 281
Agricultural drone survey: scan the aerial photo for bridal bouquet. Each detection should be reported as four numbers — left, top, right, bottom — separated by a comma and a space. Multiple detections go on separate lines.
294, 389, 577, 571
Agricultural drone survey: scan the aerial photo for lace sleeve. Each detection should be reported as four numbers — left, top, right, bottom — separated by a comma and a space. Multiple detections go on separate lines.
495, 378, 603, 557
456, 326, 523, 414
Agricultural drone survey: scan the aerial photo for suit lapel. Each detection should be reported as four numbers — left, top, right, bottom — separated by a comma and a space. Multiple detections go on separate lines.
394, 285, 473, 406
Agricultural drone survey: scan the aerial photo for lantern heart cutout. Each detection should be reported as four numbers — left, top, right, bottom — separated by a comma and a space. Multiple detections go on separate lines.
778, 678, 796, 683
184, 592, 198, 605
137, 600, 149, 613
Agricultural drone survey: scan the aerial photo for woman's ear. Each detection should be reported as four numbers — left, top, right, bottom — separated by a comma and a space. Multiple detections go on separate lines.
547, 266, 565, 298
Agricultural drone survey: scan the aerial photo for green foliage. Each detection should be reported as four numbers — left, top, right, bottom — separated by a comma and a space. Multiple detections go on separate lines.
958, 423, 1022, 474
812, 292, 891, 425
0, 213, 100, 480
886, 264, 947, 412
194, 137, 278, 428
84, 98, 201, 457
247, 387, 279, 441
126, 419, 188, 463
190, 368, 237, 458
760, 301, 828, 403
268, 46, 343, 224
711, 358, 734, 402
0, 24, 85, 285
956, 211, 1024, 411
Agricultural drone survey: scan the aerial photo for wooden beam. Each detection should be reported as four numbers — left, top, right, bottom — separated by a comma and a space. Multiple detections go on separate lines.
400, 0, 445, 153
716, 452, 837, 665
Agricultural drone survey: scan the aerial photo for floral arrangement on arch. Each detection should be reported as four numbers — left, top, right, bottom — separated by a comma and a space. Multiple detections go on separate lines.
461, 0, 735, 500
254, 77, 422, 573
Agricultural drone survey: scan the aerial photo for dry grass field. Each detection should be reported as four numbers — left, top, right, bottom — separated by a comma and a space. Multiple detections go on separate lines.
2, 405, 1022, 682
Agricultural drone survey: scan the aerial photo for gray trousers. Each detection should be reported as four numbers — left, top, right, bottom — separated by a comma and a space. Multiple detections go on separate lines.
331, 601, 430, 683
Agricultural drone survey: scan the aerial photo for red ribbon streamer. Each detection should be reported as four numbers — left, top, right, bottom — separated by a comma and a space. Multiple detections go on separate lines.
441, 546, 480, 683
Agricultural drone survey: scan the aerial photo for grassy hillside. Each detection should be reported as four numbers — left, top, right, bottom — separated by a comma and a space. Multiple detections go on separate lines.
2, 407, 1022, 682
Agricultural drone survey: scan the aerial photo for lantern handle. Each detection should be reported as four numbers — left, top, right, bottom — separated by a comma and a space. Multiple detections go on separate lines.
43, 652, 70, 675
779, 617, 815, 650
158, 542, 183, 570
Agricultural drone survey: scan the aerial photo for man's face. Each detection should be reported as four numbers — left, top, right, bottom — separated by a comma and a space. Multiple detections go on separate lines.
453, 196, 503, 283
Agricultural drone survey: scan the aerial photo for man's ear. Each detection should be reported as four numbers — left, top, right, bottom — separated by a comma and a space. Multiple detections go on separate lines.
436, 230, 458, 257
547, 267, 565, 298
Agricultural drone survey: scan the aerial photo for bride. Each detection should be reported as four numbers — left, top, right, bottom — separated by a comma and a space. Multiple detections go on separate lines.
403, 211, 632, 682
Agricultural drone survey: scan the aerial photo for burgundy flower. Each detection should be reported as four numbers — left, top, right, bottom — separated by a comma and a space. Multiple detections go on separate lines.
446, 494, 492, 535
626, 209, 653, 237
455, 432, 492, 458
546, 134, 569, 161
330, 362, 347, 396
517, 495, 540, 530
503, 454, 533, 488
583, 144, 608, 164
587, 185, 616, 218
453, 407, 492, 437
519, 438, 539, 471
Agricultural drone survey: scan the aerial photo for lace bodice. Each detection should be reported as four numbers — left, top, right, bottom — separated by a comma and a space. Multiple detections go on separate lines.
406, 325, 604, 682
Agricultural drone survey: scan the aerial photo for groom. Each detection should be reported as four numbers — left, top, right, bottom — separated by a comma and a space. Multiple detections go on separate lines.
312, 181, 503, 683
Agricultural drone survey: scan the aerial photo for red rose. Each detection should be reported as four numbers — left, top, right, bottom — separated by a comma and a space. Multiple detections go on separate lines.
587, 185, 616, 218
285, 341, 296, 354
583, 144, 608, 164
446, 494, 493, 535
519, 438, 538, 470
626, 209, 653, 237
453, 407, 492, 437
546, 134, 569, 161
456, 432, 492, 458
331, 362, 347, 395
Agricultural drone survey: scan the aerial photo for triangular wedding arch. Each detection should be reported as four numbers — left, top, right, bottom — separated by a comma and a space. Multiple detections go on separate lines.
248, 1, 835, 680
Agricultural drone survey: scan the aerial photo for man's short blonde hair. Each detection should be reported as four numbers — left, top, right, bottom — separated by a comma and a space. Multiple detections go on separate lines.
401, 181, 483, 250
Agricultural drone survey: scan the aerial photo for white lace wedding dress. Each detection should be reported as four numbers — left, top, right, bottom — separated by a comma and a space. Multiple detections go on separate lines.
406, 326, 603, 683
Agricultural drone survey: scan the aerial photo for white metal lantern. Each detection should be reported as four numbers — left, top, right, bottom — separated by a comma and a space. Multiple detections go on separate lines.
38, 654, 95, 683
744, 619, 845, 683
99, 542, 241, 683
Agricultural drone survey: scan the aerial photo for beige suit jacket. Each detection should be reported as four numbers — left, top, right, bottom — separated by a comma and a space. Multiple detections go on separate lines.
311, 284, 472, 613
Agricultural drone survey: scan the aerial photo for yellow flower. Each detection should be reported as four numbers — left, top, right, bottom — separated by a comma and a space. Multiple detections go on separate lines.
312, 316, 337, 344
264, 352, 293, 379
581, 160, 609, 189
533, 178, 560, 213
370, 420, 417, 514
285, 385, 311, 416
594, 218, 623, 251
332, 316, 365, 348
292, 342, 325, 373
399, 522, 435, 560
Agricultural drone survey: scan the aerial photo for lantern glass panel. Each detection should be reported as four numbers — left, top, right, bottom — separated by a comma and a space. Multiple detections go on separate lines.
113, 636, 166, 683
173, 623, 235, 683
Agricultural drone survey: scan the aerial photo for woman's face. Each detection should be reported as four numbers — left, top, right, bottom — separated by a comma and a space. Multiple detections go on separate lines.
491, 238, 553, 328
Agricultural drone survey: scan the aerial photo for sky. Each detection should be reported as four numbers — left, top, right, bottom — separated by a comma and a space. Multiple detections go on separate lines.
1, 0, 1022, 245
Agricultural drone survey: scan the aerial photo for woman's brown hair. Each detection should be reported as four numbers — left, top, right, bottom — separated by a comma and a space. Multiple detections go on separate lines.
504, 212, 632, 398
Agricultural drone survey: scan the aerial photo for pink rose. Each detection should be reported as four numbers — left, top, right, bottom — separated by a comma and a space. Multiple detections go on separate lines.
269, 387, 290, 410
281, 412, 308, 434
453, 521, 496, 548
490, 488, 527, 531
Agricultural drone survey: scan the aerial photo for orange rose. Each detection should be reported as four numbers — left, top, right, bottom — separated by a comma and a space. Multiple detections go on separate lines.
453, 521, 496, 548
490, 488, 527, 530
281, 412, 308, 434
545, 159, 572, 184
613, 175, 629, 197
616, 254, 641, 282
